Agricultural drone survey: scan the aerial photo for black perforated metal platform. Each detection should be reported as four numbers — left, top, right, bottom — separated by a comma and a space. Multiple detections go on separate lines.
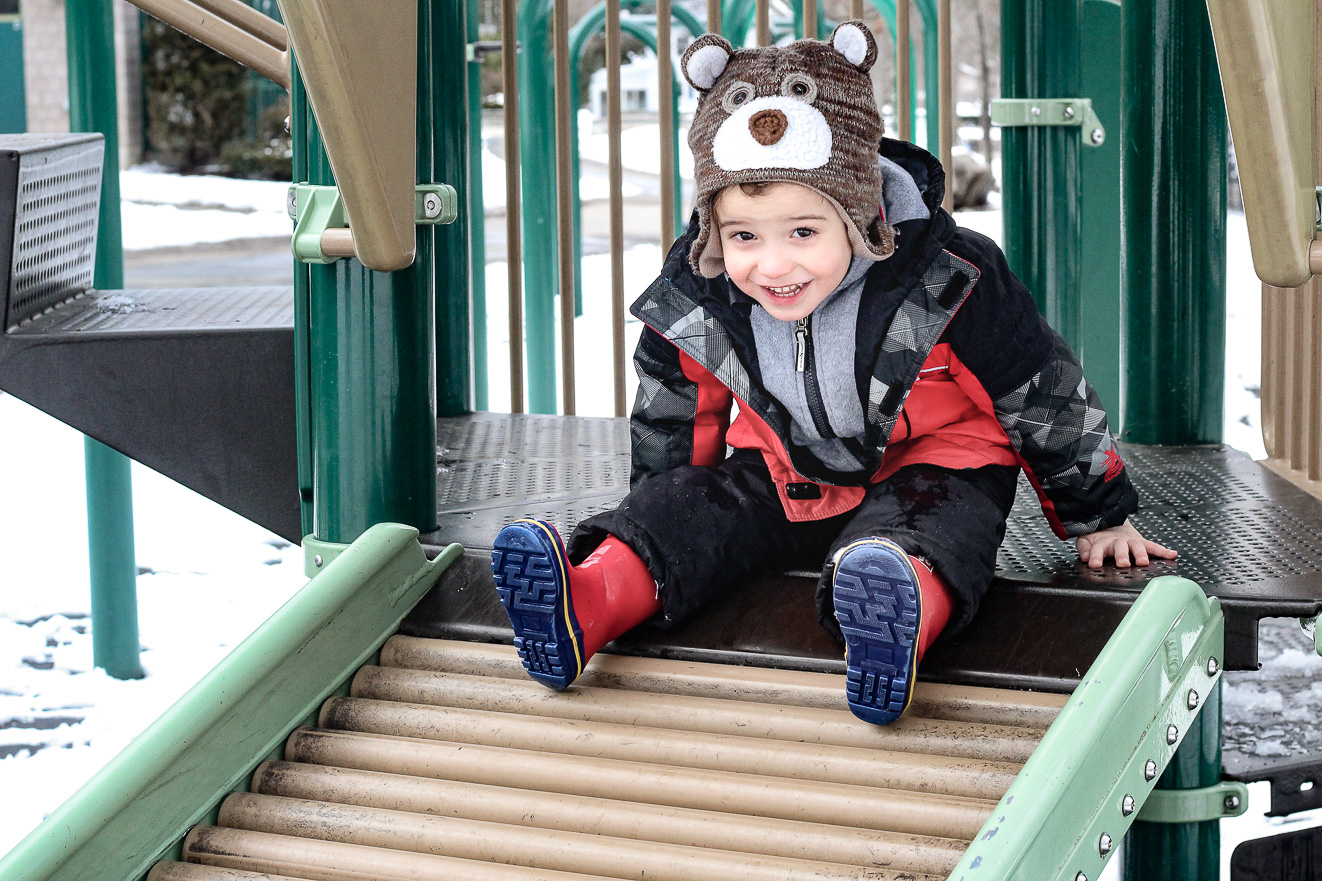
411, 414, 1322, 683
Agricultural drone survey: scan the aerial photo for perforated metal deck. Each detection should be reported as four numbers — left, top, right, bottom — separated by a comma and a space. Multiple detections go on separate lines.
417, 415, 1322, 661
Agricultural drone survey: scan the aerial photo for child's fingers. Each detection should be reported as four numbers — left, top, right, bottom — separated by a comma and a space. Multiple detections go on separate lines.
1087, 540, 1109, 569
1132, 542, 1151, 567
1113, 541, 1133, 568
1148, 541, 1179, 560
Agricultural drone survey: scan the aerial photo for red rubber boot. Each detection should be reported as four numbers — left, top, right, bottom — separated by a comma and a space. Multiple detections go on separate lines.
492, 520, 659, 689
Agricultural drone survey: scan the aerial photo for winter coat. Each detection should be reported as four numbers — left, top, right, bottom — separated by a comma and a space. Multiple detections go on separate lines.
628, 140, 1138, 539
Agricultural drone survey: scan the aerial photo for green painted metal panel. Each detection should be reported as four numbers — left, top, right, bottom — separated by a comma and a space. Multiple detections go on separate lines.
430, 0, 473, 417
1119, 0, 1226, 444
0, 15, 25, 133
296, 1, 439, 543
1000, 0, 1082, 345
1077, 0, 1122, 416
0, 526, 463, 881
948, 576, 1225, 881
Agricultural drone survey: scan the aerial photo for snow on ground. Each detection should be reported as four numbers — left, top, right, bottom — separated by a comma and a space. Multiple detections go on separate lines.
0, 157, 1287, 866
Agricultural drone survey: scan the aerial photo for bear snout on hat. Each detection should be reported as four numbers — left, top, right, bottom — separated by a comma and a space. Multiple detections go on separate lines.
749, 109, 787, 145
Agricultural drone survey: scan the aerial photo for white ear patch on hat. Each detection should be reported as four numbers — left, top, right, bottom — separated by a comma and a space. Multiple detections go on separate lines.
830, 21, 876, 71
683, 37, 733, 91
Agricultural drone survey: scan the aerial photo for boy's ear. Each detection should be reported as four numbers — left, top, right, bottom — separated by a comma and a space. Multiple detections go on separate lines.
829, 20, 877, 72
682, 34, 735, 92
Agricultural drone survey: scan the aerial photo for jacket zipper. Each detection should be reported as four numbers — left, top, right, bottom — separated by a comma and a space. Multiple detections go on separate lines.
796, 315, 835, 439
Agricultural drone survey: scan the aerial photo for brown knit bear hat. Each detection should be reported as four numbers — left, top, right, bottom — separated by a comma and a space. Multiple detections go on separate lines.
681, 21, 894, 278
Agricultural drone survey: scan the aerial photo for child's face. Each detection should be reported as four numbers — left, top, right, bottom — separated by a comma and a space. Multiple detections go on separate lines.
714, 182, 853, 322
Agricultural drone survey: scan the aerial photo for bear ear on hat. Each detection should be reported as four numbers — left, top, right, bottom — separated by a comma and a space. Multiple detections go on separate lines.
682, 34, 735, 92
829, 20, 877, 72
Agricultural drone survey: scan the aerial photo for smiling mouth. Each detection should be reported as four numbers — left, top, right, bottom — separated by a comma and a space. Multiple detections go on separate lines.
762, 282, 807, 298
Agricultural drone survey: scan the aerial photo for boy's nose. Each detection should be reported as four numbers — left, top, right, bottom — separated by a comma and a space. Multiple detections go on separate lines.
758, 250, 794, 278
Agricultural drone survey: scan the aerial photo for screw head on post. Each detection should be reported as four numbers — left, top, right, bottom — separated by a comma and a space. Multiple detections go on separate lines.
1167, 724, 1179, 744
1207, 656, 1219, 676
424, 192, 442, 219
1188, 689, 1200, 710
1075, 873, 1088, 881
314, 554, 323, 568
1090, 128, 1105, 145
1099, 833, 1113, 856
1145, 760, 1158, 781
1225, 794, 1241, 811
1121, 794, 1136, 816
1063, 104, 1076, 120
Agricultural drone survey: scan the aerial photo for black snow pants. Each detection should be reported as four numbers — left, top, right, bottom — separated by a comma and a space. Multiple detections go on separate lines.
567, 450, 1020, 644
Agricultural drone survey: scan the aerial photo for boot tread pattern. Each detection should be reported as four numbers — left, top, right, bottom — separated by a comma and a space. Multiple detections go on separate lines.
491, 523, 582, 691
833, 539, 920, 725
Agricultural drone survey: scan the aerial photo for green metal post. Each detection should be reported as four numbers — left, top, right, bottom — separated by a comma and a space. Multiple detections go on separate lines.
1119, 0, 1226, 445
0, 12, 26, 133
468, 0, 489, 410
517, 0, 558, 413
1122, 682, 1223, 881
67, 0, 143, 680
291, 67, 317, 538
1000, 0, 1082, 344
295, 0, 439, 544
432, 0, 473, 417
1077, 0, 1122, 414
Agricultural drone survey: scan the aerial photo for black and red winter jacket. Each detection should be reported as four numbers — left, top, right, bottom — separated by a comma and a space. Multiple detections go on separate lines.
627, 139, 1138, 539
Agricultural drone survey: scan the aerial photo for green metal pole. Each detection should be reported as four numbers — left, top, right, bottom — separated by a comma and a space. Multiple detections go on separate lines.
1122, 682, 1222, 881
296, 0, 439, 544
468, 0, 489, 410
1000, 0, 1082, 344
433, 0, 473, 417
517, 0, 558, 413
1077, 0, 1122, 414
67, 0, 143, 680
291, 67, 316, 538
1119, 0, 1226, 445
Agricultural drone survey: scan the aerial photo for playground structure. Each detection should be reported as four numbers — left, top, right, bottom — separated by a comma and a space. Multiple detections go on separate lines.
0, 0, 1320, 879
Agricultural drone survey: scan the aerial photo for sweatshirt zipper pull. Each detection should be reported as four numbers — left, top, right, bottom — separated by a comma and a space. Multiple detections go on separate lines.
795, 317, 808, 373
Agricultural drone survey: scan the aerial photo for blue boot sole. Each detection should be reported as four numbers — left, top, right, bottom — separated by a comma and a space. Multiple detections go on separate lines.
491, 519, 585, 690
832, 538, 921, 725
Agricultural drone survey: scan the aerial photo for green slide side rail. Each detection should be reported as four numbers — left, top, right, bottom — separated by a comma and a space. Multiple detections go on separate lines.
0, 524, 463, 881
950, 575, 1225, 881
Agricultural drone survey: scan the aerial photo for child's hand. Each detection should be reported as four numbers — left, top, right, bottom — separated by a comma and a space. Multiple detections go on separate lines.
1075, 521, 1177, 569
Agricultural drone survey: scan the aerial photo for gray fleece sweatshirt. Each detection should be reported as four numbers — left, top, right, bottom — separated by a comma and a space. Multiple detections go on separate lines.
749, 156, 930, 473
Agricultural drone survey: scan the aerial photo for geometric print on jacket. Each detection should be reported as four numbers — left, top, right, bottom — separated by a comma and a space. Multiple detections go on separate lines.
992, 332, 1136, 537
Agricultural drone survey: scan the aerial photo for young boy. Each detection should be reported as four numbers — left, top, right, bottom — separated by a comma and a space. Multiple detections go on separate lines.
491, 22, 1176, 725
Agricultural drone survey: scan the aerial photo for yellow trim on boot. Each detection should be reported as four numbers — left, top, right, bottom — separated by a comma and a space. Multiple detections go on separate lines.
518, 519, 585, 675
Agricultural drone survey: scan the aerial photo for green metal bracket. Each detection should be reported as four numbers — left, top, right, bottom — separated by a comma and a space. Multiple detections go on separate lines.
1137, 781, 1250, 823
991, 97, 1106, 147
304, 534, 350, 577
287, 183, 458, 264
288, 184, 345, 264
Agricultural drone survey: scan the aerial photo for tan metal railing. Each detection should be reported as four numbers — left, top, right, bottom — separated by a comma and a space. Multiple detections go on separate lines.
1215, 1, 1322, 489
502, 0, 953, 416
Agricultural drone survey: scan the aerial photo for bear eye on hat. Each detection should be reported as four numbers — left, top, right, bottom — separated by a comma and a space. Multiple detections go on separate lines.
680, 21, 895, 279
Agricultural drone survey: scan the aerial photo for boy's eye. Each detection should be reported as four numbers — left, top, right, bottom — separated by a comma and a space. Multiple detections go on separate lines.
791, 227, 817, 238
730, 231, 755, 242
721, 82, 757, 113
